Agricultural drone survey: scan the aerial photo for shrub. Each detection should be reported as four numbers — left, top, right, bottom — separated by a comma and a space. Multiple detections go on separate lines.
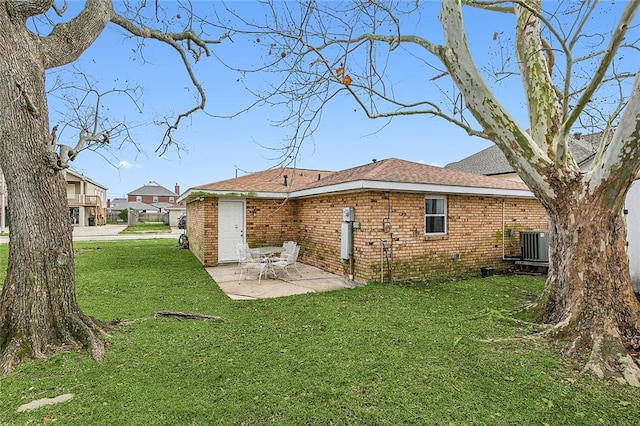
118, 208, 129, 222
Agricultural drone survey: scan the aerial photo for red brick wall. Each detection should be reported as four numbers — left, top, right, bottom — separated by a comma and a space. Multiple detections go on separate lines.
293, 191, 547, 282
127, 195, 175, 204
186, 198, 217, 266
190, 191, 548, 281
191, 197, 298, 266
245, 198, 298, 248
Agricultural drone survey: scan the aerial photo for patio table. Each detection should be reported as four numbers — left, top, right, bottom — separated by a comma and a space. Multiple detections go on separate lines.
251, 246, 284, 256
250, 247, 284, 278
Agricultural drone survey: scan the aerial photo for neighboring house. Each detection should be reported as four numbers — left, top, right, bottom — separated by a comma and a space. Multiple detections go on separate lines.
110, 181, 185, 226
127, 181, 181, 212
64, 169, 107, 227
107, 197, 128, 212
0, 167, 107, 229
178, 158, 548, 283
445, 132, 601, 181
445, 132, 640, 292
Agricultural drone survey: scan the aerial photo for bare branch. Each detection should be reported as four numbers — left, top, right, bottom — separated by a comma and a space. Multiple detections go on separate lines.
514, 1, 559, 159
564, 0, 640, 131
51, 0, 68, 17
109, 11, 229, 154
439, 0, 550, 193
40, 0, 114, 69
46, 69, 144, 170
590, 71, 640, 208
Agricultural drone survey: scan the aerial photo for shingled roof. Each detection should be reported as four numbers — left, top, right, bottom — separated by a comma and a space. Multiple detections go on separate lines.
445, 132, 605, 176
192, 167, 334, 194
310, 158, 526, 189
179, 158, 533, 202
128, 181, 178, 197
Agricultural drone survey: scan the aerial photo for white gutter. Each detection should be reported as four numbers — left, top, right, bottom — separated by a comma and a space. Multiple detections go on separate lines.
177, 188, 290, 203
178, 180, 534, 203
291, 180, 535, 199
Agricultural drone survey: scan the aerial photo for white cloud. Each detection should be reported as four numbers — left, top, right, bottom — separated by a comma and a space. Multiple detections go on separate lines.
115, 160, 135, 169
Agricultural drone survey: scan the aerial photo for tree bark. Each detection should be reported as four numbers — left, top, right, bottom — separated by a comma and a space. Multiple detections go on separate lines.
0, 3, 108, 374
437, 0, 640, 384
540, 187, 640, 385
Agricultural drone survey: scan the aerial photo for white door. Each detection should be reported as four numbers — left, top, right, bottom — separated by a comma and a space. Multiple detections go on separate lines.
218, 199, 245, 263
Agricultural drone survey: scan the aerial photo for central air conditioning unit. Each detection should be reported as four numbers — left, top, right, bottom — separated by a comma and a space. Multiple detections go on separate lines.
520, 231, 550, 262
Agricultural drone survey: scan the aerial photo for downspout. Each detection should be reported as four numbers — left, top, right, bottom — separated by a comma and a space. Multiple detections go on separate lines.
502, 200, 506, 260
380, 241, 384, 283
502, 199, 520, 261
349, 223, 354, 281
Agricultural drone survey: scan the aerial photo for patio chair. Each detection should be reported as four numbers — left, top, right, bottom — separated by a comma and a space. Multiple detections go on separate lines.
235, 242, 249, 270
272, 245, 301, 278
282, 241, 297, 253
236, 243, 268, 284
273, 241, 296, 262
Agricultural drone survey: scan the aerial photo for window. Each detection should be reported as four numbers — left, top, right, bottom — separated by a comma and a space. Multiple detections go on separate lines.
136, 195, 142, 202
425, 197, 446, 235
169, 196, 175, 203
153, 196, 159, 203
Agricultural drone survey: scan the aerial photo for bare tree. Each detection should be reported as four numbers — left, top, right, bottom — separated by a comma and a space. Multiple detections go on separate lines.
215, 0, 640, 385
0, 0, 225, 373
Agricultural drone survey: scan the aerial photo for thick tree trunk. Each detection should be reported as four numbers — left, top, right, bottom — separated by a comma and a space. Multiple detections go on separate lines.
540, 193, 640, 386
0, 7, 108, 374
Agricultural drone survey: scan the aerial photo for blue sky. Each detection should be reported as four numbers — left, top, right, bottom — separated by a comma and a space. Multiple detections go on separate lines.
44, 1, 627, 200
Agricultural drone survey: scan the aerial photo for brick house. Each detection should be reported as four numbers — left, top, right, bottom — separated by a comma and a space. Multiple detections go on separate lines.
127, 181, 180, 211
177, 158, 548, 283
445, 134, 640, 292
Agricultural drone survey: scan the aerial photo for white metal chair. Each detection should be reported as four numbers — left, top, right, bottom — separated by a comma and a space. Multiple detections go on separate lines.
235, 242, 249, 271
272, 245, 301, 278
282, 241, 297, 253
273, 241, 296, 262
236, 243, 268, 284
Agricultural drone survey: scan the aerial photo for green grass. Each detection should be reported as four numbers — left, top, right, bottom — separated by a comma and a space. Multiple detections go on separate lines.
0, 240, 639, 425
120, 223, 172, 234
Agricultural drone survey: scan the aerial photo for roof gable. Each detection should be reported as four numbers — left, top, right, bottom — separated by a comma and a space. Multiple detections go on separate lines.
194, 167, 334, 193
64, 168, 108, 191
129, 181, 178, 197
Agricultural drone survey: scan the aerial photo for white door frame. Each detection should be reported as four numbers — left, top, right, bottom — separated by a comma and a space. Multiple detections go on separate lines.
218, 199, 246, 263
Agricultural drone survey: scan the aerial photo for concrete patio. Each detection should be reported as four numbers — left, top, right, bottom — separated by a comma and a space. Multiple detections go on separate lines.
205, 262, 362, 300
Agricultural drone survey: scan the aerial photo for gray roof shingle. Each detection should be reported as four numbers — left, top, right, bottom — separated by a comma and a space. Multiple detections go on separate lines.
189, 158, 529, 197
301, 158, 529, 191
128, 181, 178, 197
194, 167, 335, 193
445, 132, 607, 175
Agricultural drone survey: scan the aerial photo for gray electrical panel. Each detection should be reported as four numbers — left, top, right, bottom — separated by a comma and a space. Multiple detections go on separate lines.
341, 222, 351, 260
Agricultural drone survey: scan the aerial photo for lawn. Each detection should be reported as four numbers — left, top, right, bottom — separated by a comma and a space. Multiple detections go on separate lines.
0, 240, 638, 425
119, 222, 172, 234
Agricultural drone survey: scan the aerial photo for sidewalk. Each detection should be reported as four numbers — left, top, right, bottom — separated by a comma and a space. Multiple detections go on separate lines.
72, 224, 183, 241
0, 224, 184, 244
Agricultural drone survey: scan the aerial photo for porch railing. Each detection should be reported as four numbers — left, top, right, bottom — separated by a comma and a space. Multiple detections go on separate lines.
67, 195, 101, 206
